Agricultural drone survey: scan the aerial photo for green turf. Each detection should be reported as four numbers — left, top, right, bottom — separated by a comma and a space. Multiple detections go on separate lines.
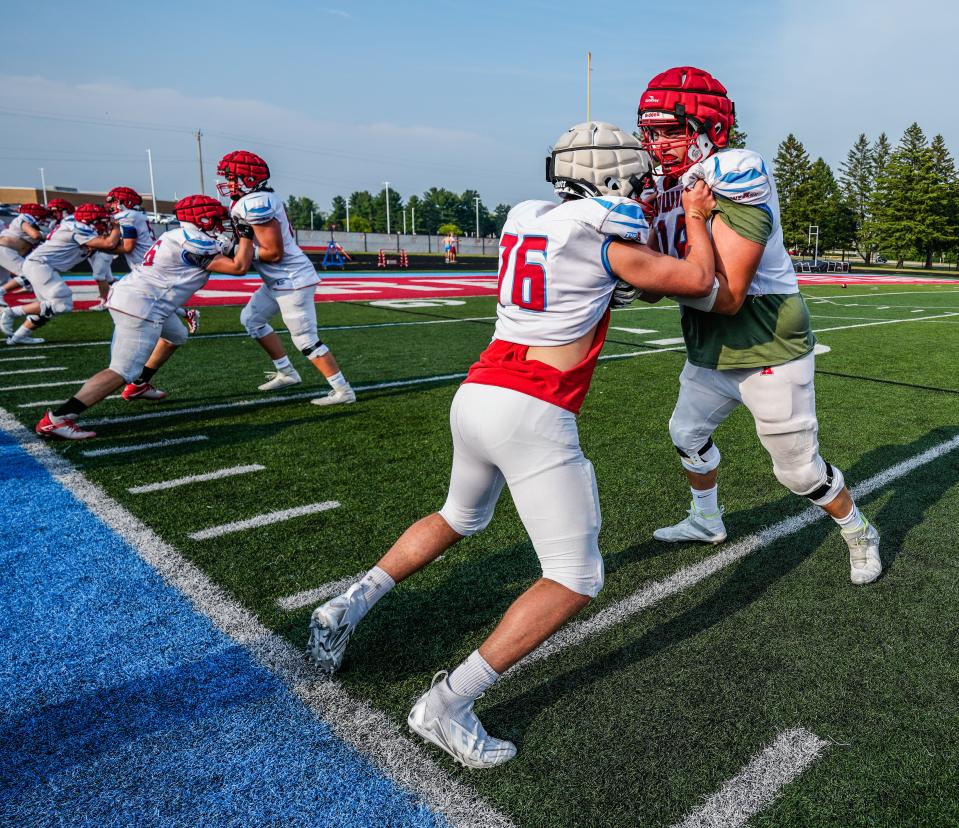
4, 284, 959, 827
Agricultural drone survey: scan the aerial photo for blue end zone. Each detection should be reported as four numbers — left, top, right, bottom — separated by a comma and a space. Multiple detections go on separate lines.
0, 432, 449, 828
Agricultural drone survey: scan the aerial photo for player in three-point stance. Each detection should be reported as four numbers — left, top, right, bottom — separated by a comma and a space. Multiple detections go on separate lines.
1, 204, 120, 345
308, 122, 720, 768
635, 66, 881, 585
35, 196, 253, 440
216, 150, 355, 405
0, 203, 49, 306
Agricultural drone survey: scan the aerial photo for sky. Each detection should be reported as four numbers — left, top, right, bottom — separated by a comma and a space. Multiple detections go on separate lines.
3, 0, 957, 213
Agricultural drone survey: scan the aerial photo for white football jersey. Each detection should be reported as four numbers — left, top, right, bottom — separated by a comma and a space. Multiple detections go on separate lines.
493, 196, 650, 346
26, 216, 98, 272
656, 148, 796, 295
114, 207, 156, 269
231, 191, 318, 290
1, 214, 40, 243
108, 226, 214, 322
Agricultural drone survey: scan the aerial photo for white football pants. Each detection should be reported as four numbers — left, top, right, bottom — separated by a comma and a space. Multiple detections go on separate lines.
19, 260, 73, 316
108, 310, 187, 383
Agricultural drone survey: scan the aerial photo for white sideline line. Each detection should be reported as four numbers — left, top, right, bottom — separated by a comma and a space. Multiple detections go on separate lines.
128, 463, 265, 494
18, 395, 120, 408
0, 378, 87, 392
0, 408, 512, 828
0, 366, 66, 377
510, 432, 959, 674
646, 337, 686, 346
671, 729, 828, 828
188, 501, 341, 541
277, 571, 366, 611
81, 435, 209, 457
0, 355, 46, 363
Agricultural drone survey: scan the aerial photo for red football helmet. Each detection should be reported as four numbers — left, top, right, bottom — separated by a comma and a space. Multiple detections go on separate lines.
47, 198, 74, 220
19, 203, 52, 221
74, 203, 111, 233
106, 186, 143, 212
637, 66, 735, 175
216, 150, 270, 199
174, 194, 229, 234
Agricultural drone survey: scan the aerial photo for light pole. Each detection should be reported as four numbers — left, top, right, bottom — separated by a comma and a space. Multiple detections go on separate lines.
310, 210, 314, 231
473, 196, 481, 238
39, 167, 48, 202
346, 202, 350, 232
383, 181, 391, 235
411, 206, 416, 235
402, 209, 407, 235
146, 149, 159, 219
808, 225, 820, 267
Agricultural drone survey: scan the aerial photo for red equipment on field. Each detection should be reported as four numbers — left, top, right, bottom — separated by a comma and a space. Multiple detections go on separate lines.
377, 249, 409, 269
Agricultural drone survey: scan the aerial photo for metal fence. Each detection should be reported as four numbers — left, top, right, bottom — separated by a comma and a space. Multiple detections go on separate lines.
294, 230, 498, 255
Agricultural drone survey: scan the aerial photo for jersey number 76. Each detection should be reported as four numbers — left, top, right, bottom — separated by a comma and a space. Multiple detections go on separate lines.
497, 233, 548, 312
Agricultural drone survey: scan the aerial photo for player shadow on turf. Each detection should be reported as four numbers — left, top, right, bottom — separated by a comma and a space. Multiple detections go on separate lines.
479, 426, 959, 751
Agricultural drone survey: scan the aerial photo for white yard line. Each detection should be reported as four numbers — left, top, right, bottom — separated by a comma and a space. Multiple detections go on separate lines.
18, 395, 120, 408
0, 355, 46, 363
670, 729, 828, 828
0, 378, 87, 392
0, 408, 513, 828
611, 327, 658, 335
277, 571, 366, 612
0, 366, 66, 377
188, 501, 341, 541
81, 435, 209, 457
509, 432, 959, 674
813, 312, 959, 334
646, 337, 686, 346
128, 463, 265, 494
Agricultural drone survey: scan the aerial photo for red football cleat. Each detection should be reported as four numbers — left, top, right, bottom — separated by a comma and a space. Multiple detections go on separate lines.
35, 411, 96, 440
121, 382, 168, 402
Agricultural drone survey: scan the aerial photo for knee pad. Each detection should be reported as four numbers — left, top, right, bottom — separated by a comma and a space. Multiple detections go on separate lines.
161, 326, 188, 348
301, 341, 329, 360
37, 302, 60, 319
286, 314, 318, 353
240, 304, 273, 339
773, 452, 845, 506
673, 436, 721, 474
438, 497, 496, 537
537, 538, 605, 598
26, 313, 49, 328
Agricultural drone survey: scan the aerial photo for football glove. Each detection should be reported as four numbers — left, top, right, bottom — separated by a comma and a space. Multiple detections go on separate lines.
611, 279, 640, 309
215, 232, 237, 257
233, 219, 255, 240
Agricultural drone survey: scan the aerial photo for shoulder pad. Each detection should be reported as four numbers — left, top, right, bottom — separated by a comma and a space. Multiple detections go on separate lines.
179, 227, 218, 257
568, 196, 649, 242
72, 222, 97, 242
682, 149, 771, 206
233, 193, 277, 225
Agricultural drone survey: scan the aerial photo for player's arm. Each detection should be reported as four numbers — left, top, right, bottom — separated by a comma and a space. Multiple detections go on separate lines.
605, 181, 716, 298
83, 225, 122, 252
206, 236, 254, 275
244, 219, 283, 263
116, 222, 139, 255
22, 220, 43, 243
709, 204, 769, 315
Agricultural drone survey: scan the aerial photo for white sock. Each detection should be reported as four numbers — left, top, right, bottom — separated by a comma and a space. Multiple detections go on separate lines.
691, 485, 719, 515
10, 324, 31, 340
326, 371, 349, 391
9, 306, 26, 318
836, 503, 865, 533
355, 566, 394, 615
447, 650, 499, 701
272, 355, 292, 371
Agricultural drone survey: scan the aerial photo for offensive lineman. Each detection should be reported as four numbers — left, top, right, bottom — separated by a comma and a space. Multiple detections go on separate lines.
308, 123, 719, 768
35, 196, 253, 439
0, 203, 49, 305
216, 151, 354, 405
636, 66, 881, 584
1, 204, 120, 345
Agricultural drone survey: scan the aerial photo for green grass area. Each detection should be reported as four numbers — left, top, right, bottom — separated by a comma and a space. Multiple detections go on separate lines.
3, 285, 959, 827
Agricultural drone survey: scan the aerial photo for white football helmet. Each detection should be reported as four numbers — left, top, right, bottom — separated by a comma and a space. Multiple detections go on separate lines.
546, 121, 653, 201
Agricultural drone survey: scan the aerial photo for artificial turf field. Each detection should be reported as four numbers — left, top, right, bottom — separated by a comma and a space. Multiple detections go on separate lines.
3, 281, 959, 827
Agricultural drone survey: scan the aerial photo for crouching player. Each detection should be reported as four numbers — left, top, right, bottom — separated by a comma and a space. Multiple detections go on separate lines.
35, 196, 252, 440
217, 150, 355, 405
308, 122, 719, 767
1, 204, 119, 345
0, 203, 49, 305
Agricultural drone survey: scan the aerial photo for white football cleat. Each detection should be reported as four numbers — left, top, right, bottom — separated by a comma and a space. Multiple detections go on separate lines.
653, 503, 727, 544
121, 382, 168, 402
184, 308, 201, 334
35, 411, 95, 440
842, 519, 882, 585
258, 367, 301, 391
89, 299, 108, 311
6, 333, 45, 345
310, 386, 357, 407
0, 307, 15, 336
408, 672, 517, 770
308, 583, 368, 674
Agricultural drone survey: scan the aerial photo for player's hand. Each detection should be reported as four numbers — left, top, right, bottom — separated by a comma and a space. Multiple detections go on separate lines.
682, 179, 715, 221
215, 232, 237, 256
233, 220, 254, 240
610, 278, 639, 309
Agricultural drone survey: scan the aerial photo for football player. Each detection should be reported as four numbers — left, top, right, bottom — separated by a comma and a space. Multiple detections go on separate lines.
1, 204, 120, 345
217, 151, 355, 405
0, 203, 49, 305
35, 196, 253, 439
91, 186, 157, 311
308, 122, 719, 768
636, 66, 881, 585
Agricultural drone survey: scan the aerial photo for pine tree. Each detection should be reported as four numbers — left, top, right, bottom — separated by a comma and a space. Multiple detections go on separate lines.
872, 133, 891, 177
929, 134, 959, 264
727, 117, 748, 149
839, 134, 876, 262
773, 134, 813, 250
